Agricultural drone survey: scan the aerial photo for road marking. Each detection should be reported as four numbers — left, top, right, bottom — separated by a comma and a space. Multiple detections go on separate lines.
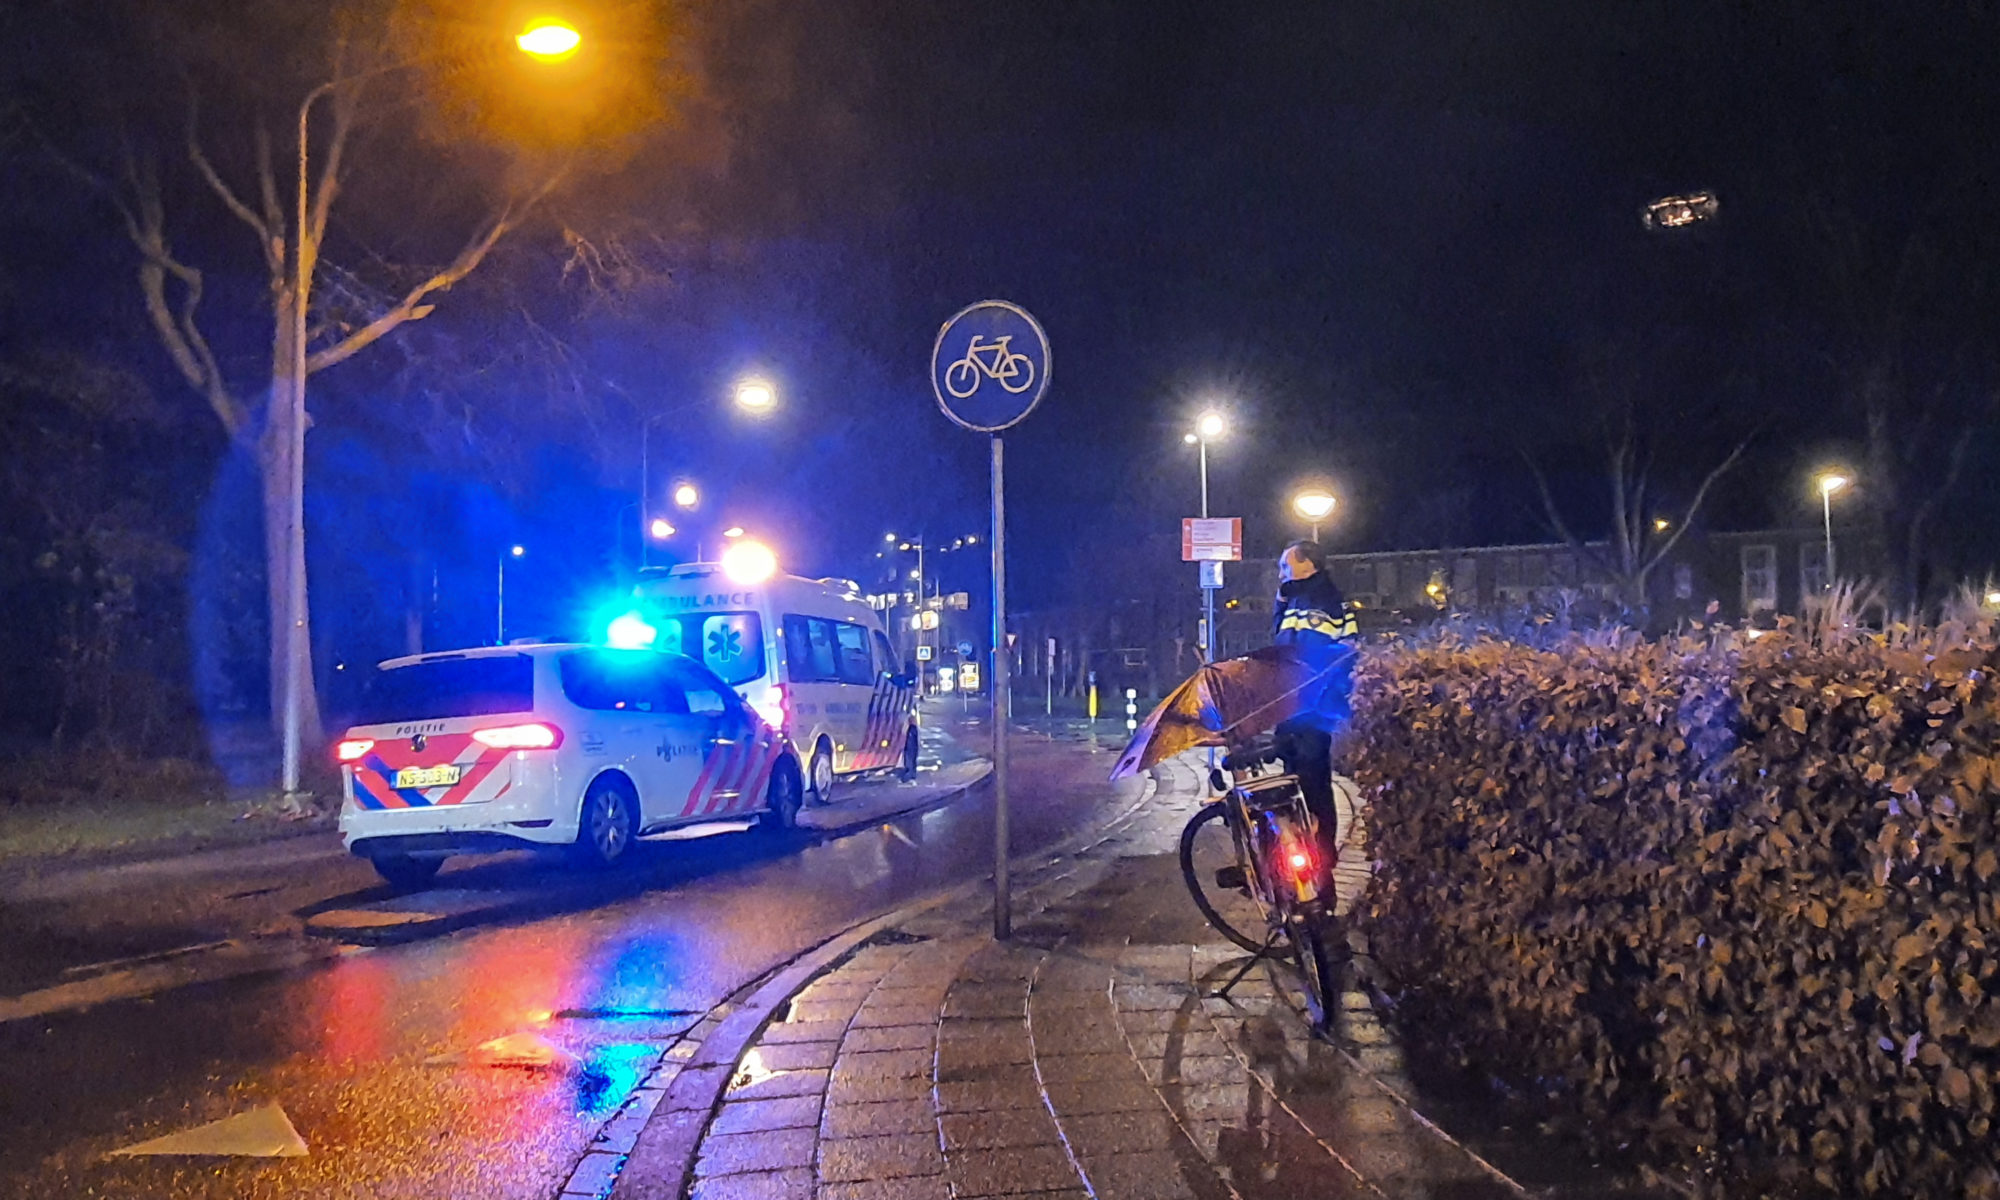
427, 1030, 573, 1071
107, 1102, 307, 1158
1, 938, 337, 1026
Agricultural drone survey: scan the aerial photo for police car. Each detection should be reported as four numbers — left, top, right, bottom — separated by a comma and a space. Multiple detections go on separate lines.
621, 546, 919, 805
334, 643, 802, 889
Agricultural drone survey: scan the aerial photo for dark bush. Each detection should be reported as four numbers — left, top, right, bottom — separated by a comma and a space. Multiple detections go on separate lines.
1350, 627, 2000, 1197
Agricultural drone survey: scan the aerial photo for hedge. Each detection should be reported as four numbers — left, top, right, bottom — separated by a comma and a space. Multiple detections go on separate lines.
1348, 627, 2000, 1197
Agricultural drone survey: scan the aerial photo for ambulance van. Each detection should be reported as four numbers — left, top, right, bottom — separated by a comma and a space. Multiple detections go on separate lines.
626, 555, 919, 804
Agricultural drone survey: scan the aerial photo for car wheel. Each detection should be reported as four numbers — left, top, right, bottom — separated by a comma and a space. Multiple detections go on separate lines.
806, 739, 836, 805
572, 775, 638, 868
898, 726, 920, 780
760, 757, 803, 831
372, 853, 443, 892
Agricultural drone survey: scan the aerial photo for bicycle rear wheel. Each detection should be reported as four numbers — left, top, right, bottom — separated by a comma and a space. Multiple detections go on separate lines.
1291, 911, 1344, 1030
1179, 804, 1268, 954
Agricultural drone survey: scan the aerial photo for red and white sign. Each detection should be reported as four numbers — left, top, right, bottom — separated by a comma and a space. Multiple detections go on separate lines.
1182, 518, 1242, 562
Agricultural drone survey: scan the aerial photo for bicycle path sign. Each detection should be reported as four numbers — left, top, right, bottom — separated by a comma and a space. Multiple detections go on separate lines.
930, 299, 1052, 432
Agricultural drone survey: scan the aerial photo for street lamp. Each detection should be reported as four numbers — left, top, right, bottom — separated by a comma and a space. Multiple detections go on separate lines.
638, 379, 778, 566
497, 544, 525, 644
1816, 472, 1849, 590
734, 376, 777, 414
516, 19, 582, 59
281, 25, 580, 806
722, 526, 745, 539
1187, 411, 1227, 662
1291, 488, 1337, 542
649, 518, 675, 540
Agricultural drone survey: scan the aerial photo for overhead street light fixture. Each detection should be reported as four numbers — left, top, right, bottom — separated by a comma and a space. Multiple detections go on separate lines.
517, 19, 582, 60
1291, 487, 1337, 542
674, 483, 699, 510
733, 377, 778, 414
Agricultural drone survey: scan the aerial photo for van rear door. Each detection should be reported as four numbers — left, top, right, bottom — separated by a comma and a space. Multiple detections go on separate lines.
343, 654, 538, 809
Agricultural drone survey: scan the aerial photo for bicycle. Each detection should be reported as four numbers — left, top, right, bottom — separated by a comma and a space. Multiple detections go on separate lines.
1178, 736, 1345, 1029
943, 334, 1036, 398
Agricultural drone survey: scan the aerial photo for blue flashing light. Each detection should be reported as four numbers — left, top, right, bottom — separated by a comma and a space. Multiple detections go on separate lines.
606, 611, 658, 650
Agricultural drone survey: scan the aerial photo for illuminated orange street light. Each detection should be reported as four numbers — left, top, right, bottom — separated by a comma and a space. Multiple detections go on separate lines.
517, 19, 582, 60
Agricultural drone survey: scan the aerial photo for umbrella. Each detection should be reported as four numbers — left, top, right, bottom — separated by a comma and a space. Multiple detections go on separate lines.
1108, 644, 1347, 780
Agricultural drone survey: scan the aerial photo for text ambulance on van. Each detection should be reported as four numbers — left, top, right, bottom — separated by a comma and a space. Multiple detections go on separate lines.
613, 544, 919, 805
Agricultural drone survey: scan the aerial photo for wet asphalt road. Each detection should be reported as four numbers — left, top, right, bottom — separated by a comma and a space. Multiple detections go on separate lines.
0, 714, 1139, 1199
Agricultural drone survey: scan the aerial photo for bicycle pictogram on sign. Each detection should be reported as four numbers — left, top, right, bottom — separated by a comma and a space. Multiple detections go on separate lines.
944, 335, 1037, 398
930, 300, 1051, 433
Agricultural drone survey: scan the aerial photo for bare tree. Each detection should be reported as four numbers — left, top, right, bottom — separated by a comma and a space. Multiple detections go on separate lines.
1797, 201, 1999, 608
1529, 404, 1753, 614
42, 6, 584, 766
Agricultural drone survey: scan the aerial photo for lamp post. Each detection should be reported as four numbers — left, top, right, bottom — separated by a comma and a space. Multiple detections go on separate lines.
279, 22, 581, 807
1184, 411, 1226, 661
497, 544, 525, 644
1291, 487, 1337, 542
1816, 472, 1849, 590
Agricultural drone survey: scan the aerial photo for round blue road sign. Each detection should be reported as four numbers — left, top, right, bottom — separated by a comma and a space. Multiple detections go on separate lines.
930, 300, 1051, 432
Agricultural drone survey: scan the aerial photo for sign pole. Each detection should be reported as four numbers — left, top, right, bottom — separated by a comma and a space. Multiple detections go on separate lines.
990, 433, 1011, 940
928, 297, 1047, 945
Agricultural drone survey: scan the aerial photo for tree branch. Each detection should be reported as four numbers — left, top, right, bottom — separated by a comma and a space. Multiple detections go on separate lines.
1526, 451, 1618, 580
307, 82, 359, 249
1641, 432, 1755, 573
186, 99, 279, 275
255, 123, 286, 263
306, 178, 560, 374
122, 153, 247, 434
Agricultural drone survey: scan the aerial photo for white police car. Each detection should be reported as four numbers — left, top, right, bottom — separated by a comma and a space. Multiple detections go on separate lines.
335, 643, 802, 889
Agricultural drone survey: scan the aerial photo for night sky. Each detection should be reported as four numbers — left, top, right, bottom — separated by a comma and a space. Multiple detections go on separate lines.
4, 0, 1997, 659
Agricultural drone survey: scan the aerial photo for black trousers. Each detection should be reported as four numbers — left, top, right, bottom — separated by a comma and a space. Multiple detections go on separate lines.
1272, 718, 1338, 859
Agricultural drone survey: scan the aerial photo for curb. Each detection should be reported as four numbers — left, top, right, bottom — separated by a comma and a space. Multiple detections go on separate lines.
595, 761, 1163, 1200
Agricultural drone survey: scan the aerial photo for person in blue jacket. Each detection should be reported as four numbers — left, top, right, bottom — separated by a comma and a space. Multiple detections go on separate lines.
1270, 540, 1358, 860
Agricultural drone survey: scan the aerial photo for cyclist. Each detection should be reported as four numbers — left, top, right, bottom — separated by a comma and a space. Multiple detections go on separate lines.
1269, 540, 1358, 864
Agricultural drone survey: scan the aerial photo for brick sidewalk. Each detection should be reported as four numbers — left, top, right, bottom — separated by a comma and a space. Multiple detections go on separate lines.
612, 755, 1642, 1200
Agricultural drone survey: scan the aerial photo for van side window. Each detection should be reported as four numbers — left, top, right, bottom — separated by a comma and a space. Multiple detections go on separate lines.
834, 622, 875, 685
872, 631, 897, 676
783, 615, 841, 683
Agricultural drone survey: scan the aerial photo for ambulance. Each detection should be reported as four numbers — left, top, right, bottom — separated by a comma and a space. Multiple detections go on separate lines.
623, 545, 919, 805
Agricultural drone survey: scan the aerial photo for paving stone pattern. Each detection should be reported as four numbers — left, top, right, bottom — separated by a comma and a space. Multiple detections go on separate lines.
659, 751, 1602, 1200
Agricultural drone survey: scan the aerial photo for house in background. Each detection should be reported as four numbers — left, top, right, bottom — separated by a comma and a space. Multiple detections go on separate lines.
1212, 527, 1859, 651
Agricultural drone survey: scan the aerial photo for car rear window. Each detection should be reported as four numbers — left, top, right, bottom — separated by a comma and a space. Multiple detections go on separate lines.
353, 655, 536, 725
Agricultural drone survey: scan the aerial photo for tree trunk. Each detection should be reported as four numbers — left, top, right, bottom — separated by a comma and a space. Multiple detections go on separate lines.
262, 297, 323, 752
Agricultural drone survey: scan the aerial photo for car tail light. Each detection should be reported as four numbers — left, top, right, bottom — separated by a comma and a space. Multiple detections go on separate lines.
750, 685, 787, 731
472, 722, 563, 750
335, 739, 375, 762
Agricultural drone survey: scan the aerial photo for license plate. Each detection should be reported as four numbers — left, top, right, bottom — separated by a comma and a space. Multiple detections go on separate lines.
395, 764, 462, 789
